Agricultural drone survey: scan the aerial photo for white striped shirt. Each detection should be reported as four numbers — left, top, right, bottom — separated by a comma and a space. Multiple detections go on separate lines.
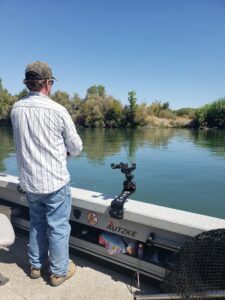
10, 92, 83, 194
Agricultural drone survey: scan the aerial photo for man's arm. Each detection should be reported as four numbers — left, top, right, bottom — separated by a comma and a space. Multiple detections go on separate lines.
62, 109, 83, 157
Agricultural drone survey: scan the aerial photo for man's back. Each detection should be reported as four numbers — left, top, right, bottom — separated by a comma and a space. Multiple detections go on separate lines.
11, 92, 82, 193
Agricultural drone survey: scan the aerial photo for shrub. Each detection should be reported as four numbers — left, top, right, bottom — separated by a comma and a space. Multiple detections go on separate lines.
175, 107, 196, 118
158, 109, 176, 119
196, 98, 225, 128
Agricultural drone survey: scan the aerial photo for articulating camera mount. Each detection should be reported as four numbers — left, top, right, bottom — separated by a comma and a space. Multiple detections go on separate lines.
109, 162, 136, 219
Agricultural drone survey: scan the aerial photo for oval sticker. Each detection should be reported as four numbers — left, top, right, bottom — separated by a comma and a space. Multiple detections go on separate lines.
86, 211, 98, 226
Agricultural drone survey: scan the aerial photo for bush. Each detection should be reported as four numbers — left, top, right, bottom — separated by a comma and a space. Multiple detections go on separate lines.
196, 98, 225, 128
207, 99, 225, 128
158, 109, 176, 119
175, 107, 196, 118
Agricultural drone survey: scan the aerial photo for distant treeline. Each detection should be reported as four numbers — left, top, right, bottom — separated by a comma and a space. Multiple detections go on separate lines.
0, 78, 225, 128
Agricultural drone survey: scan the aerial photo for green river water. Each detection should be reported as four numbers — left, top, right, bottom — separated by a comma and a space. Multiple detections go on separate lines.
1, 126, 225, 219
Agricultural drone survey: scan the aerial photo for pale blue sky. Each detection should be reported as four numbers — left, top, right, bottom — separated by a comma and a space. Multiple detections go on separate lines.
0, 0, 225, 109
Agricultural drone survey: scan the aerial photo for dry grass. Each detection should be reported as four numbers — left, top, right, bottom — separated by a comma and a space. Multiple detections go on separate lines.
146, 116, 194, 128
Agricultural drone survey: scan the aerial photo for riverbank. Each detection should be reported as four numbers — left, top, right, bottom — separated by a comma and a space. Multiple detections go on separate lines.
144, 116, 195, 128
0, 116, 195, 129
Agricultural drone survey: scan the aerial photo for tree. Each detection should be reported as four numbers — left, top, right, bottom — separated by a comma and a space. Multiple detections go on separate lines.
147, 100, 165, 117
103, 97, 123, 128
51, 90, 72, 113
0, 78, 14, 120
79, 97, 104, 127
15, 88, 29, 99
196, 98, 225, 128
128, 90, 137, 113
134, 103, 149, 126
162, 101, 170, 110
86, 85, 106, 98
127, 90, 138, 126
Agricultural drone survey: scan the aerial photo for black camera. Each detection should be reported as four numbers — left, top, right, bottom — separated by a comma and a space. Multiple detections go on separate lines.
111, 162, 136, 192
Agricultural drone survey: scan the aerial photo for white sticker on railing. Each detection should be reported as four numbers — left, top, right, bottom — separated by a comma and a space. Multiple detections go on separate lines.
86, 211, 98, 226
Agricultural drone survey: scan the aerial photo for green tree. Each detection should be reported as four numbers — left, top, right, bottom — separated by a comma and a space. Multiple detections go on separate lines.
0, 78, 14, 121
86, 85, 106, 98
15, 88, 29, 99
196, 99, 225, 128
196, 104, 211, 127
79, 97, 104, 127
103, 97, 123, 128
69, 93, 82, 122
127, 90, 138, 126
174, 107, 196, 118
147, 100, 162, 116
51, 90, 72, 113
134, 103, 149, 126
162, 101, 170, 110
207, 98, 225, 128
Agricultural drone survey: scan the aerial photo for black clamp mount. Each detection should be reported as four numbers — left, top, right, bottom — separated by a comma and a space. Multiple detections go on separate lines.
109, 162, 136, 219
17, 184, 26, 194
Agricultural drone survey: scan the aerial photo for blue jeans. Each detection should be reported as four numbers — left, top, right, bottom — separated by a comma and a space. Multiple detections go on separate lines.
26, 184, 72, 276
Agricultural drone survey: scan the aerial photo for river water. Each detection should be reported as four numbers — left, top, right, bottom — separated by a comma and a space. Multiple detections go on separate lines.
1, 126, 225, 219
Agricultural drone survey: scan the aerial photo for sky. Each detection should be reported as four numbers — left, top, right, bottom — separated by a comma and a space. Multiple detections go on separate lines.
0, 0, 225, 109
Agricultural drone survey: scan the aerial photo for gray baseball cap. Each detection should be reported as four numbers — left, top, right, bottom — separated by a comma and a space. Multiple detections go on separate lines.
24, 61, 56, 81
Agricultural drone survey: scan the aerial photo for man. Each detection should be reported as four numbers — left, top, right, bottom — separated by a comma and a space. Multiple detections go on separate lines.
10, 61, 83, 286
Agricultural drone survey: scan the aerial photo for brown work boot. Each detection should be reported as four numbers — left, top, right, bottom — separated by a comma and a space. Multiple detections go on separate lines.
50, 261, 76, 287
30, 267, 41, 279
